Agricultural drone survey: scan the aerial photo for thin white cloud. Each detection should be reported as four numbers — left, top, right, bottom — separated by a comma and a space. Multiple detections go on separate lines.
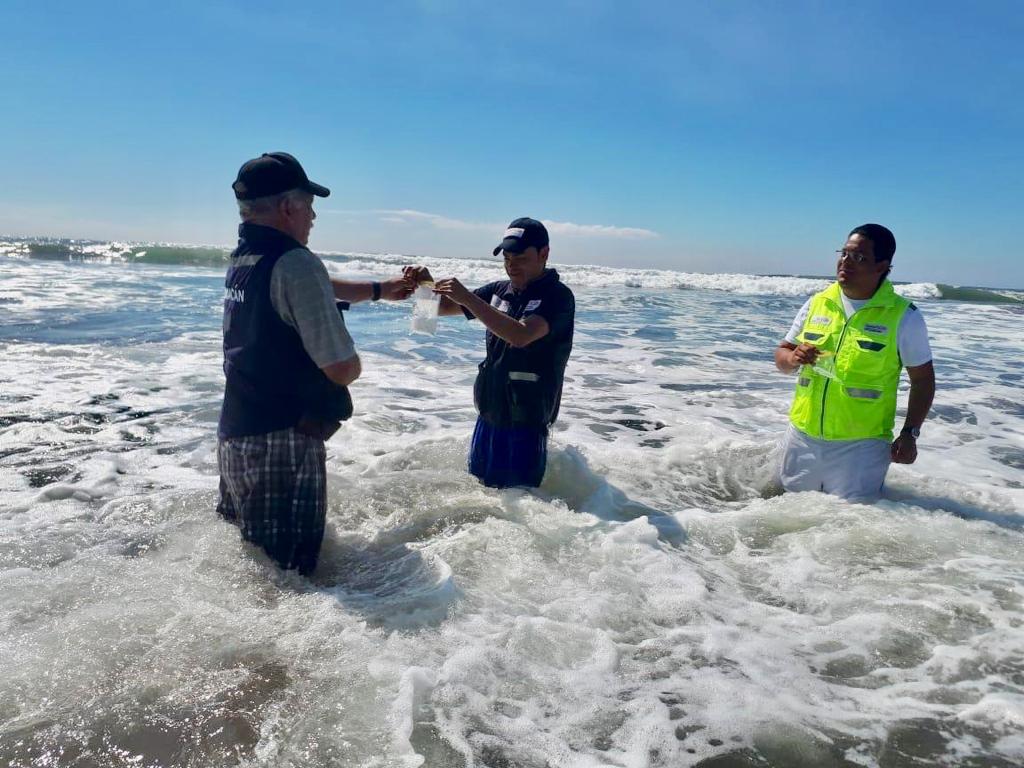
544, 220, 659, 239
324, 208, 659, 240
375, 209, 495, 232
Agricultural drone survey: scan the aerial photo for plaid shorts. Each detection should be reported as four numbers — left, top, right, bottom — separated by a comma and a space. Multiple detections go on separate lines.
217, 427, 327, 575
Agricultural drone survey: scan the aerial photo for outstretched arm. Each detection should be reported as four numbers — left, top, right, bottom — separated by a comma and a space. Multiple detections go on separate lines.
435, 294, 467, 316
434, 278, 549, 348
402, 265, 466, 315
331, 276, 414, 303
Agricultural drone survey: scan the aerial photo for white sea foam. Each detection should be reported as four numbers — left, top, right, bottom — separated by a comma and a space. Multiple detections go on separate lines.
321, 251, 971, 303
325, 252, 835, 296
0, 256, 1022, 766
896, 282, 943, 300
6, 237, 1020, 303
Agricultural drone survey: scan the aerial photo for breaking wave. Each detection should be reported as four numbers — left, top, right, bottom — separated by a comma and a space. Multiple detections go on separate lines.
2, 237, 1021, 303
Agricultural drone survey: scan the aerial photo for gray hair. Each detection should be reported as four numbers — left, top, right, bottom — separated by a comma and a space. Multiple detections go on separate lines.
237, 188, 312, 220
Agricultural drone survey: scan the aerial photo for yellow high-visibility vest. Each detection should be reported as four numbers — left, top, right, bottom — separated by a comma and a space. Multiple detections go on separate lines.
789, 280, 912, 441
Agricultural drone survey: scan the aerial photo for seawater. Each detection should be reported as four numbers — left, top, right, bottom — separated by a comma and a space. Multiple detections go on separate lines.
1, 248, 1022, 768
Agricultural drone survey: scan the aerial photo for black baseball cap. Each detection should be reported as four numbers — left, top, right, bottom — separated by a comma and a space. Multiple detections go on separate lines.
232, 152, 331, 200
492, 217, 549, 256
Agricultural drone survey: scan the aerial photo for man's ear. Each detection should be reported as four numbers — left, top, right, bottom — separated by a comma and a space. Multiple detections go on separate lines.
539, 245, 550, 263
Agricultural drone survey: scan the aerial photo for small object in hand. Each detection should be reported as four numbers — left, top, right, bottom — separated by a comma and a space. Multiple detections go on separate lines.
808, 349, 840, 381
410, 282, 440, 335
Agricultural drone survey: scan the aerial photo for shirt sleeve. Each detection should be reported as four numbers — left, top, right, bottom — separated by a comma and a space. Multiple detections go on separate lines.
462, 282, 498, 320
528, 284, 574, 337
270, 248, 357, 367
897, 306, 933, 367
784, 299, 813, 344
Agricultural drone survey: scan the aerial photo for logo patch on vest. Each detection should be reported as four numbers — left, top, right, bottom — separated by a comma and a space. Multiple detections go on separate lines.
224, 287, 245, 303
810, 315, 831, 326
491, 294, 511, 313
525, 299, 542, 312
864, 323, 889, 334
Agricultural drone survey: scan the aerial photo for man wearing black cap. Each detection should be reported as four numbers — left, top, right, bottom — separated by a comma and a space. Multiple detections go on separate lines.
218, 151, 412, 575
406, 218, 575, 488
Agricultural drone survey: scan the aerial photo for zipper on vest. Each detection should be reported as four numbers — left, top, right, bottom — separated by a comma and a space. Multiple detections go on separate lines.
820, 310, 852, 436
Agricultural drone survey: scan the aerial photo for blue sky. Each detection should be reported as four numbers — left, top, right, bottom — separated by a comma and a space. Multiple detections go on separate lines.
2, 1, 1021, 286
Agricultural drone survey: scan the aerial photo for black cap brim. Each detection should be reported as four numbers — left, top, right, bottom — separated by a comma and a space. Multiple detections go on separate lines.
306, 181, 330, 197
493, 238, 527, 257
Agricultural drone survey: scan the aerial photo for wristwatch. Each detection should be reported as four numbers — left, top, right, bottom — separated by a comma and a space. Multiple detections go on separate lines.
900, 425, 921, 439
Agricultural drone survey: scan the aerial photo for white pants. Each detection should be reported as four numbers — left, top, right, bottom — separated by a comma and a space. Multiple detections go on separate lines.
780, 426, 891, 503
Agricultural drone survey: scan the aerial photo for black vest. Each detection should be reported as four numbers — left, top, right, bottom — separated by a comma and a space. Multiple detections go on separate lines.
218, 223, 351, 438
474, 270, 574, 430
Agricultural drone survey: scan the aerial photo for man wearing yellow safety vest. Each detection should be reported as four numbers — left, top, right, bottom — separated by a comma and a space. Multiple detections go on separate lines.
775, 224, 936, 501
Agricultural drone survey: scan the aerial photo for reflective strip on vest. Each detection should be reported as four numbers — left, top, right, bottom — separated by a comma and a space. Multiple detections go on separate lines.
845, 387, 882, 400
788, 280, 910, 441
509, 371, 540, 382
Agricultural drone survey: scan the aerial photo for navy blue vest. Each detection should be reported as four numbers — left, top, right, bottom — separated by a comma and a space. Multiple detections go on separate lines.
473, 269, 575, 430
218, 223, 351, 438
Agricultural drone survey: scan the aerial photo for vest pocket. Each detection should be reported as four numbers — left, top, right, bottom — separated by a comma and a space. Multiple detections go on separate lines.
841, 328, 891, 379
301, 378, 353, 422
827, 386, 888, 439
474, 361, 494, 418
507, 372, 547, 426
789, 378, 817, 436
855, 339, 886, 352
843, 386, 883, 400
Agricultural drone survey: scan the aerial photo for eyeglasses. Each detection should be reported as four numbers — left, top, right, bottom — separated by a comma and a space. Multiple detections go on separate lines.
835, 249, 872, 264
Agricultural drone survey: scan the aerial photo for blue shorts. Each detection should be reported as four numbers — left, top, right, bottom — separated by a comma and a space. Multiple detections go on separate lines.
469, 417, 547, 488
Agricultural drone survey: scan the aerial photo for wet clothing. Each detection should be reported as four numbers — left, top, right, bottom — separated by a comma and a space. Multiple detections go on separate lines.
217, 223, 356, 574
463, 269, 574, 487
788, 280, 913, 442
219, 223, 354, 439
465, 269, 575, 429
779, 426, 891, 503
780, 280, 932, 501
469, 417, 548, 488
785, 294, 931, 368
217, 427, 326, 575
